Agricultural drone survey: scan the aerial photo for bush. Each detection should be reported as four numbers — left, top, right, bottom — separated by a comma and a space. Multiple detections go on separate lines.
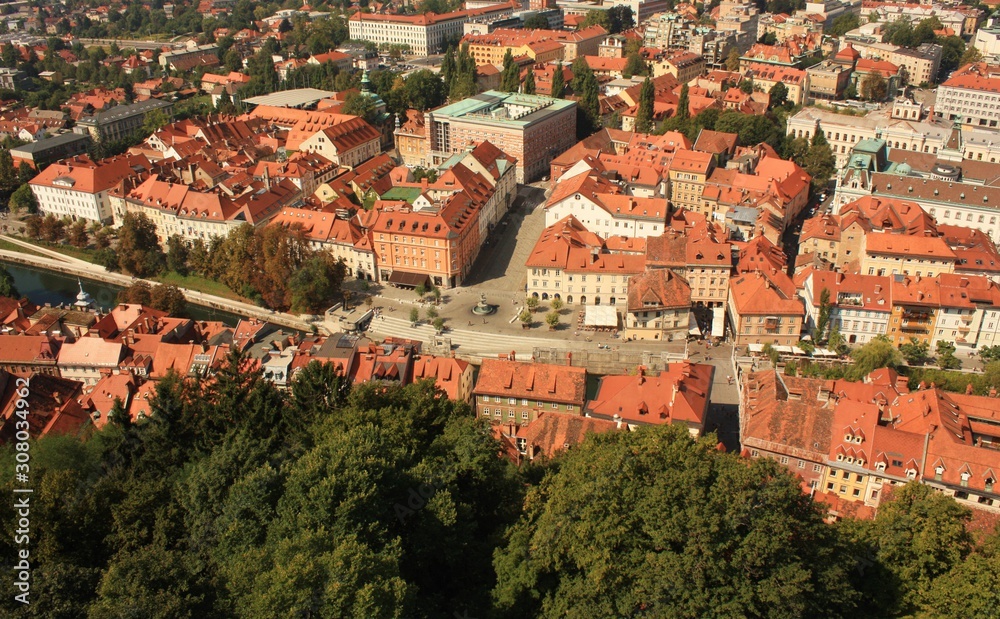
409, 307, 420, 325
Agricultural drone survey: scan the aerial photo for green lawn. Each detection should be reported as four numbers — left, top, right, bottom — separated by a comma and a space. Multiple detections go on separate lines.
0, 238, 46, 258
154, 271, 247, 303
14, 238, 102, 264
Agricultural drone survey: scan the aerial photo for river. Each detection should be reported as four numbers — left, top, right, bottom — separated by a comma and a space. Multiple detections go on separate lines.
1, 262, 246, 326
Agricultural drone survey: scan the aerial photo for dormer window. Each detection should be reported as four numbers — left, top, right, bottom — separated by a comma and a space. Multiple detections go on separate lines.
875, 462, 886, 471
906, 469, 917, 480
836, 453, 844, 461
854, 436, 863, 444
960, 471, 971, 487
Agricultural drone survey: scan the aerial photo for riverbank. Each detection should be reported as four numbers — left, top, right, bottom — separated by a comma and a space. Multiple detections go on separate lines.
0, 237, 319, 333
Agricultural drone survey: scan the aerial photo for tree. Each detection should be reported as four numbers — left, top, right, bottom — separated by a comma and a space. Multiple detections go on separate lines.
525, 296, 539, 312
549, 63, 564, 98
936, 340, 961, 370
550, 297, 563, 311
425, 305, 438, 320
622, 52, 647, 79
518, 308, 531, 325
606, 5, 634, 34
769, 81, 788, 108
676, 82, 690, 122
960, 45, 983, 67
24, 214, 42, 239
571, 57, 600, 138
937, 35, 966, 80
828, 325, 848, 355
415, 283, 427, 299
830, 13, 860, 37
739, 78, 754, 94
493, 425, 860, 618
119, 280, 153, 305
341, 91, 377, 124
409, 307, 420, 325
117, 212, 165, 277
635, 77, 655, 132
758, 32, 777, 45
440, 46, 455, 87
523, 67, 536, 95
921, 531, 1000, 619
499, 49, 520, 93
900, 337, 930, 366
9, 183, 37, 214
979, 345, 1000, 363
17, 161, 34, 185
844, 482, 972, 617
848, 335, 902, 378
68, 219, 89, 248
581, 10, 610, 32
148, 283, 186, 315
166, 235, 189, 276
803, 140, 837, 193
523, 14, 549, 29
0, 263, 19, 299
725, 47, 741, 72
288, 254, 347, 314
40, 214, 66, 242
0, 148, 16, 189
545, 311, 559, 329
141, 108, 170, 135
432, 316, 445, 333
860, 71, 888, 101
814, 288, 832, 341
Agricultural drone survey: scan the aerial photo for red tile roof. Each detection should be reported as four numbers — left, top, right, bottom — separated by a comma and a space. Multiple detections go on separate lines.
586, 363, 712, 430
474, 359, 586, 405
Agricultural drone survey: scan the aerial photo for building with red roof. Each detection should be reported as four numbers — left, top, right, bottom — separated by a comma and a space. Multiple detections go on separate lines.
30, 154, 153, 223
624, 269, 692, 341
586, 362, 712, 435
728, 267, 804, 346
474, 358, 586, 425
493, 412, 619, 465
935, 62, 1000, 130
0, 370, 88, 444
742, 368, 1000, 516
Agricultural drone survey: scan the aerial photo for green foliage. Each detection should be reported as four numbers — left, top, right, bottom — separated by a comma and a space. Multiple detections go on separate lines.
425, 305, 438, 320
9, 183, 37, 214
725, 47, 741, 72
342, 90, 378, 124
622, 51, 648, 79
797, 339, 815, 356
500, 49, 521, 93
571, 57, 600, 138
937, 35, 966, 80
67, 219, 89, 248
523, 67, 536, 94
166, 234, 189, 276
676, 81, 689, 121
545, 311, 559, 328
409, 307, 420, 324
860, 71, 888, 101
288, 253, 348, 314
935, 340, 961, 370
116, 212, 165, 277
848, 335, 901, 378
493, 425, 860, 618
769, 81, 788, 108
842, 482, 972, 617
739, 78, 754, 94
979, 345, 1000, 363
900, 337, 930, 365
150, 283, 187, 316
636, 77, 655, 132
39, 214, 65, 243
0, 264, 19, 299
830, 13, 860, 36
119, 280, 153, 305
550, 297, 563, 311
523, 14, 550, 29
549, 63, 564, 98
815, 288, 832, 341
525, 295, 539, 311
518, 308, 532, 324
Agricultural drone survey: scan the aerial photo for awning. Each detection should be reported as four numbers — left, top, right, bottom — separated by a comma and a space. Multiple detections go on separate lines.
712, 307, 725, 338
688, 311, 701, 336
584, 305, 618, 328
387, 270, 430, 288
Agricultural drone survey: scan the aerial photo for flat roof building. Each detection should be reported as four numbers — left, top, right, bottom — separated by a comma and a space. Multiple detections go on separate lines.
424, 91, 577, 182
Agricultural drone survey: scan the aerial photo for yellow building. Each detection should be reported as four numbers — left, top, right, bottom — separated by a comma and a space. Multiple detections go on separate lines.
668, 150, 714, 213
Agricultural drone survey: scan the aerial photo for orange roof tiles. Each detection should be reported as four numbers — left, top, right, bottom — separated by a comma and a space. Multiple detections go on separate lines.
587, 363, 712, 430
474, 359, 586, 405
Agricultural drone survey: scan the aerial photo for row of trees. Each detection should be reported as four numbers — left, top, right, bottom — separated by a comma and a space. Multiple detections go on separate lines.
2, 360, 998, 618
87, 213, 347, 314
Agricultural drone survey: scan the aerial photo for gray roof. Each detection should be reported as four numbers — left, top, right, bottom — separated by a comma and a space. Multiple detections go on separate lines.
78, 99, 172, 125
9, 132, 90, 156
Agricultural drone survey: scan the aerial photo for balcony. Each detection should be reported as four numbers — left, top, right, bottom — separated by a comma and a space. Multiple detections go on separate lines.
901, 321, 930, 332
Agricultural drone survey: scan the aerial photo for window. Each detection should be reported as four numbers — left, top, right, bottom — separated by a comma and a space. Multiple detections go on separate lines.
797, 460, 806, 469
508, 398, 516, 405
813, 464, 822, 472
779, 456, 789, 465
521, 411, 528, 420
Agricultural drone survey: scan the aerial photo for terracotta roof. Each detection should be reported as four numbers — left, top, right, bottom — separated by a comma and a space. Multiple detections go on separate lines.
587, 363, 712, 429
807, 271, 893, 312
495, 412, 619, 463
0, 371, 88, 442
58, 338, 125, 368
30, 154, 151, 195
626, 268, 691, 312
526, 215, 646, 274
729, 269, 803, 316
474, 359, 586, 405
411, 355, 471, 401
